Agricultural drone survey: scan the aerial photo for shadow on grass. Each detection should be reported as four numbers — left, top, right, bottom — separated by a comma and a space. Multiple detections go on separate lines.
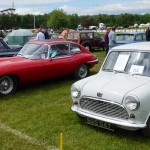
77, 115, 150, 143
0, 75, 76, 100
16, 75, 76, 94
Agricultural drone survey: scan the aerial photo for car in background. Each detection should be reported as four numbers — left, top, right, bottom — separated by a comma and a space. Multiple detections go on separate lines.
0, 37, 22, 57
49, 33, 61, 39
116, 32, 146, 45
71, 42, 150, 136
66, 31, 105, 51
0, 40, 98, 96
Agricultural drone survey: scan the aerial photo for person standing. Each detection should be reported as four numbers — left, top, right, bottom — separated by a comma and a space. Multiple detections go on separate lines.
108, 26, 116, 50
145, 26, 150, 41
44, 29, 49, 39
36, 28, 45, 40
104, 27, 111, 55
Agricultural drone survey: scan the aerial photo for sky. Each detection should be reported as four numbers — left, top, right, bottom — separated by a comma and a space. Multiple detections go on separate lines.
0, 0, 150, 16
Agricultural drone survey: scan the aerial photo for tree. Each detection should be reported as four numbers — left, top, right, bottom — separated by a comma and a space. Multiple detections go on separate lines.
81, 16, 95, 28
47, 9, 69, 30
68, 14, 80, 29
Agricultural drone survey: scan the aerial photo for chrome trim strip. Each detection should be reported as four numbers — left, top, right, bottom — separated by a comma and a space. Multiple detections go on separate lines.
87, 58, 99, 64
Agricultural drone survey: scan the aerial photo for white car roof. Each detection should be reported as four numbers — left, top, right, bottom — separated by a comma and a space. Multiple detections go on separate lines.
111, 42, 150, 51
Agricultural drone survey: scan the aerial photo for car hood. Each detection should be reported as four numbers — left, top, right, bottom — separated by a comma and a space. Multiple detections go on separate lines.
0, 56, 26, 64
0, 56, 40, 71
81, 72, 150, 104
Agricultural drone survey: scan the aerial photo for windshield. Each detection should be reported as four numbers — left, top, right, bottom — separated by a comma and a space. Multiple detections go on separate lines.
17, 43, 48, 59
116, 34, 134, 41
103, 51, 150, 76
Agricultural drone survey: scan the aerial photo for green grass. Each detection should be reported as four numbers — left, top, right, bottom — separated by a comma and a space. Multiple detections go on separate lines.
0, 50, 150, 150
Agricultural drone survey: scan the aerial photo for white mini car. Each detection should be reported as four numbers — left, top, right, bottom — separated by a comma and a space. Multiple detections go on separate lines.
71, 42, 150, 136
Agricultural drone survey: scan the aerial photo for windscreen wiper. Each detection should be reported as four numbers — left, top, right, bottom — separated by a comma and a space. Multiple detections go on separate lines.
132, 73, 149, 77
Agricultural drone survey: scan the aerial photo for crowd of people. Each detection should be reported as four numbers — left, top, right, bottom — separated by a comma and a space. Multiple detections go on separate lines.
104, 26, 117, 55
36, 28, 49, 40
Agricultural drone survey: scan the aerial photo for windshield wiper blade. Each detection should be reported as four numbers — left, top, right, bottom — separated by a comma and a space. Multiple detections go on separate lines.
103, 69, 126, 74
103, 69, 114, 72
17, 54, 24, 57
132, 73, 150, 77
113, 70, 125, 73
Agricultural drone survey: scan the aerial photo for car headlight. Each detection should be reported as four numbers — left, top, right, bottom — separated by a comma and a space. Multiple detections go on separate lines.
71, 84, 81, 98
125, 95, 140, 111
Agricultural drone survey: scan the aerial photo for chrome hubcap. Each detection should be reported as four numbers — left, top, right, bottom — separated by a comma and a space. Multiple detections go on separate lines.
0, 76, 13, 94
79, 65, 87, 78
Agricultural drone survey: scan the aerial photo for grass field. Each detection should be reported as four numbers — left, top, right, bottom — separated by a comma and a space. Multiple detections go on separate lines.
1, 50, 150, 150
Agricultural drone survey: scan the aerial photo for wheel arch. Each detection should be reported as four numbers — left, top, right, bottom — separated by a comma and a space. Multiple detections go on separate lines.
0, 74, 20, 83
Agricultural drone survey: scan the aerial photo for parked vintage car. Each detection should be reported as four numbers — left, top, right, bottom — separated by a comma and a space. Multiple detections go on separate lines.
49, 33, 61, 39
0, 40, 98, 96
66, 31, 105, 51
116, 32, 146, 45
71, 42, 150, 136
0, 37, 22, 57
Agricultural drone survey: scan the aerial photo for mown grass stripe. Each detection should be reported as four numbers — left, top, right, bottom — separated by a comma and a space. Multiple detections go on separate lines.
0, 123, 59, 150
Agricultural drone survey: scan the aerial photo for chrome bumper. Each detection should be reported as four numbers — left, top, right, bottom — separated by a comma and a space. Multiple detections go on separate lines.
71, 105, 146, 130
87, 58, 99, 64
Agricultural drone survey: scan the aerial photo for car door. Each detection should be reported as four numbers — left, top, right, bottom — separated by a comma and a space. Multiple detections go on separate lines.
93, 32, 103, 48
67, 43, 83, 73
42, 43, 72, 79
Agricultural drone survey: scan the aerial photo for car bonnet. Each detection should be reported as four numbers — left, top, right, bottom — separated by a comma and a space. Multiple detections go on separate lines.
81, 73, 150, 104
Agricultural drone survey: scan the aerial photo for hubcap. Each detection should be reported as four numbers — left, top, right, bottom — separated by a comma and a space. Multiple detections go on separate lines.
0, 76, 13, 95
79, 65, 87, 78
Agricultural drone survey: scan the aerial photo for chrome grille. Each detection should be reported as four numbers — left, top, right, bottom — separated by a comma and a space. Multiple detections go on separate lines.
80, 97, 129, 120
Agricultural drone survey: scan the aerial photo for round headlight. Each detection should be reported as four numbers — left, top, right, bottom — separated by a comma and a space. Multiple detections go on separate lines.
71, 84, 81, 98
125, 95, 140, 111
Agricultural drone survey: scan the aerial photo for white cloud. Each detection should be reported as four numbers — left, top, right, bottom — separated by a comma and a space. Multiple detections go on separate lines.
60, 0, 150, 15
1, 0, 150, 15
0, 0, 71, 5
15, 8, 44, 15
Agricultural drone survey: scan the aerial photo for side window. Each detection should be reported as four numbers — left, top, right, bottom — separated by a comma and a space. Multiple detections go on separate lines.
87, 33, 93, 39
94, 32, 101, 38
74, 33, 79, 39
80, 33, 87, 38
50, 43, 69, 58
67, 33, 73, 39
143, 34, 146, 40
0, 41, 5, 49
136, 34, 142, 41
70, 43, 81, 54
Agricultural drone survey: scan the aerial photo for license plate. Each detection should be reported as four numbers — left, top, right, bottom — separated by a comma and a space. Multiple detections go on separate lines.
85, 117, 114, 131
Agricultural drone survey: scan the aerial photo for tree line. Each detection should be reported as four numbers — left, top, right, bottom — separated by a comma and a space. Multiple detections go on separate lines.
0, 9, 150, 31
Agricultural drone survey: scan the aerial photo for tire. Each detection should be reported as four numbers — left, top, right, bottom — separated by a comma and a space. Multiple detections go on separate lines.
0, 76, 18, 96
142, 118, 150, 136
74, 64, 89, 79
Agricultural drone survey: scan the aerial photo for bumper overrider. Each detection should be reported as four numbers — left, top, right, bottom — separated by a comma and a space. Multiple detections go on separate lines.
71, 105, 146, 131
87, 58, 99, 64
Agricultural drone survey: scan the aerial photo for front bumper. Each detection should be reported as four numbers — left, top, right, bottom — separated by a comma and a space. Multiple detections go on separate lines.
71, 105, 146, 131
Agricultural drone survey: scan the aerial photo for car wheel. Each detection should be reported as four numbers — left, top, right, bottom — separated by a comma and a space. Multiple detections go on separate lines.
0, 76, 18, 96
75, 64, 89, 79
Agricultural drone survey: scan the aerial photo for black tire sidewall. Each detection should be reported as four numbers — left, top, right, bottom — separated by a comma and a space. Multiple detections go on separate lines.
0, 76, 18, 96
75, 64, 89, 79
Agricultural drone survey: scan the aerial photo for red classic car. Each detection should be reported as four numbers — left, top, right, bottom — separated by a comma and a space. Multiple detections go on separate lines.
0, 40, 98, 96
